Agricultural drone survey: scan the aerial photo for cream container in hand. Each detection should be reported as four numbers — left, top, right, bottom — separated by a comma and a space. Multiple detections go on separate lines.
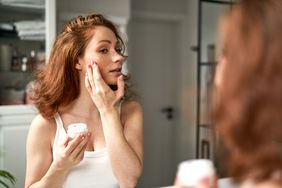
67, 123, 88, 138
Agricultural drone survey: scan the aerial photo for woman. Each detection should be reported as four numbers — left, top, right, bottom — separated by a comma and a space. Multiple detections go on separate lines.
25, 13, 143, 188
214, 0, 282, 187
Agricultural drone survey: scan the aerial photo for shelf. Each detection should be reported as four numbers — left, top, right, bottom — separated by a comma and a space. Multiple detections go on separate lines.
200, 62, 217, 66
0, 71, 32, 75
0, 2, 44, 14
201, 0, 234, 5
0, 29, 18, 38
200, 124, 211, 128
0, 71, 33, 86
0, 71, 33, 105
0, 36, 45, 42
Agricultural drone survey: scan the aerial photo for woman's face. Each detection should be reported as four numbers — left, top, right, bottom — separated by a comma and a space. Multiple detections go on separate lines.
215, 56, 227, 89
78, 26, 125, 85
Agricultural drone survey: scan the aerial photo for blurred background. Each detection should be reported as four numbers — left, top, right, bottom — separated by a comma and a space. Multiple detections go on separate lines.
0, 0, 233, 187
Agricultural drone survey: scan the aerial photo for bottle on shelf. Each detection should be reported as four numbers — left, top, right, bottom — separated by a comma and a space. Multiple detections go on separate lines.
11, 47, 21, 72
36, 50, 46, 70
0, 44, 12, 72
27, 50, 37, 72
21, 56, 28, 72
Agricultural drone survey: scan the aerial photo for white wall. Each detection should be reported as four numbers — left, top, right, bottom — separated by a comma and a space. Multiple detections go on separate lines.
132, 0, 187, 15
129, 0, 198, 163
177, 0, 198, 161
57, 0, 130, 18
201, 2, 229, 62
56, 0, 131, 32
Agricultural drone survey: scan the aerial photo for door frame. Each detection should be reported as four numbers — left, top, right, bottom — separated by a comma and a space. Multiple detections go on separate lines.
130, 10, 197, 186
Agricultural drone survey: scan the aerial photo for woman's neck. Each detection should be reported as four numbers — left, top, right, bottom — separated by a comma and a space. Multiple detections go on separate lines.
60, 89, 99, 118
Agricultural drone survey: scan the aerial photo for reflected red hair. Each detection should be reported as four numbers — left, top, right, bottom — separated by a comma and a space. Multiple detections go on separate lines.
214, 0, 282, 183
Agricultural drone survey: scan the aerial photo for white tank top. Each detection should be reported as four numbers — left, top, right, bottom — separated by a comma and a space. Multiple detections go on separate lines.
52, 112, 119, 188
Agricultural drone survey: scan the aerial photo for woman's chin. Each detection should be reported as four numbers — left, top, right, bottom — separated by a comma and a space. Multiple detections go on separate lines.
105, 78, 118, 85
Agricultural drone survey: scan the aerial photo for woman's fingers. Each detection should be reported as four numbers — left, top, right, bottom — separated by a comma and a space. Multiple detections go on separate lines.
64, 135, 85, 156
85, 72, 92, 93
63, 135, 71, 147
92, 63, 108, 92
86, 64, 95, 90
86, 62, 108, 93
76, 142, 88, 161
116, 75, 125, 100
70, 133, 90, 158
87, 62, 124, 109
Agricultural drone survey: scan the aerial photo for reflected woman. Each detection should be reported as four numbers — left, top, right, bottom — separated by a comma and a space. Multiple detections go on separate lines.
25, 13, 143, 188
215, 0, 282, 187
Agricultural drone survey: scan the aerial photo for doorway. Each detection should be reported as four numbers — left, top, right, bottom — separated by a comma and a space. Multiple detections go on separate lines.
129, 17, 181, 187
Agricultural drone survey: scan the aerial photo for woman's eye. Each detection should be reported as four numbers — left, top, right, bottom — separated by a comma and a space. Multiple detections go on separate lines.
115, 47, 122, 54
99, 48, 108, 54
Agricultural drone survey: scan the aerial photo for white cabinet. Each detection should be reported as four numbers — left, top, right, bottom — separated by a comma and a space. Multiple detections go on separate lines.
0, 105, 37, 188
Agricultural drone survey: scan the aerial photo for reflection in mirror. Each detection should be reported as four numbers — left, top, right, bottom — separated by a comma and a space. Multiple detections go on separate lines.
197, 0, 234, 179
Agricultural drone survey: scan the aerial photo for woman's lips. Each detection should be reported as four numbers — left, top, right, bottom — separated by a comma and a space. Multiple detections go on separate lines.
109, 68, 122, 76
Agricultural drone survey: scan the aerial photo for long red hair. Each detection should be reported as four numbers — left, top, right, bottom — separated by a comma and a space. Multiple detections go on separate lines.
33, 14, 131, 119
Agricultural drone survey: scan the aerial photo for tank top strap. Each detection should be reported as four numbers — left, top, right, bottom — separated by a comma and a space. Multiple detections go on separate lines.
54, 112, 64, 129
53, 112, 67, 159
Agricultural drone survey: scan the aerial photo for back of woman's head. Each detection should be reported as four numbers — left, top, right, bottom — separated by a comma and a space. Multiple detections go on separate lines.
214, 0, 282, 183
33, 14, 125, 119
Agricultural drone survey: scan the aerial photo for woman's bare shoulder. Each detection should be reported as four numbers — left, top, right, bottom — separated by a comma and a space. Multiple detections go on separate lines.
121, 100, 143, 115
122, 100, 142, 111
120, 100, 143, 125
29, 114, 56, 140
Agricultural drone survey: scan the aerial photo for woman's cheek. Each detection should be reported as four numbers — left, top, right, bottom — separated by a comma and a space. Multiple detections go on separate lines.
215, 57, 227, 88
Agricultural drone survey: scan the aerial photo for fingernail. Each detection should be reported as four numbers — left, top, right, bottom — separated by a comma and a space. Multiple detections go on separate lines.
93, 63, 97, 68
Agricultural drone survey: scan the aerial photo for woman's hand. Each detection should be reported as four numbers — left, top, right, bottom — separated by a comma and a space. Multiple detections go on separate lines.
53, 133, 91, 171
85, 62, 124, 113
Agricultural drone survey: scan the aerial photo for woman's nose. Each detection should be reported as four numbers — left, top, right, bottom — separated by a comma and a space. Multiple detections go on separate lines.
113, 52, 126, 64
215, 56, 227, 88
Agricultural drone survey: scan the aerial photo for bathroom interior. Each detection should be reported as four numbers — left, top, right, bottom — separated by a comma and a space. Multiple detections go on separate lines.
0, 0, 234, 187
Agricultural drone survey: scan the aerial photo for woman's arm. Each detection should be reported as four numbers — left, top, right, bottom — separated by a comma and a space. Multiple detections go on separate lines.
85, 63, 144, 188
25, 115, 90, 188
100, 101, 144, 188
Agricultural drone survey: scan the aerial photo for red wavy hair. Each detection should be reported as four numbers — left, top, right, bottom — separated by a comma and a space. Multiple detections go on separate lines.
33, 14, 131, 119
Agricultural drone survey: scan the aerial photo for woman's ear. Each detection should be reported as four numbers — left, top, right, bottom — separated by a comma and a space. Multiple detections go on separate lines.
75, 58, 83, 70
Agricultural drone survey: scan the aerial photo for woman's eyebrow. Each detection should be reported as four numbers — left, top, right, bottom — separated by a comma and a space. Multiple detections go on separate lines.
98, 39, 112, 44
